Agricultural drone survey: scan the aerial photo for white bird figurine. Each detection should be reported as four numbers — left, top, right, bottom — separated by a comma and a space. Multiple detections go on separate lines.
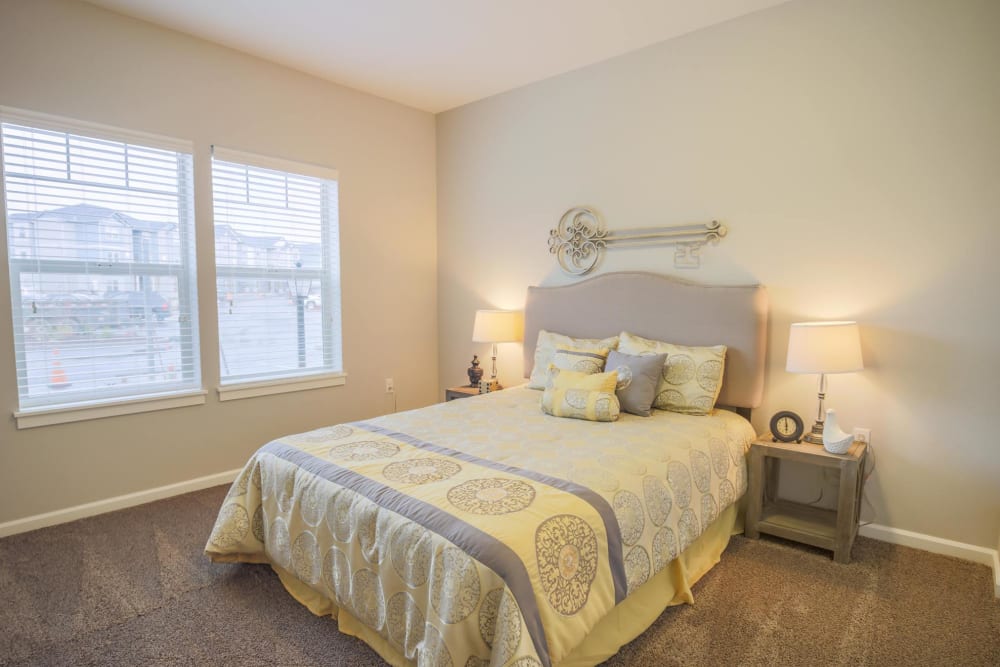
822, 409, 854, 454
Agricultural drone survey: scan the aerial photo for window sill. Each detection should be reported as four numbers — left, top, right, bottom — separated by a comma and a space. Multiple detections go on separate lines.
217, 372, 347, 402
14, 390, 208, 429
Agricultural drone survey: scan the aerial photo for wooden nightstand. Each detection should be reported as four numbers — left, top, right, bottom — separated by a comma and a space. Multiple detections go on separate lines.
745, 436, 868, 563
445, 385, 481, 401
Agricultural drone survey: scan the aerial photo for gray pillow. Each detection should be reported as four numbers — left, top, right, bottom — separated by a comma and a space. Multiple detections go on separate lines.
606, 349, 667, 417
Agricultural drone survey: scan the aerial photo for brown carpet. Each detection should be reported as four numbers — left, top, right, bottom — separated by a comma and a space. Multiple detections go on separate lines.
1, 486, 997, 666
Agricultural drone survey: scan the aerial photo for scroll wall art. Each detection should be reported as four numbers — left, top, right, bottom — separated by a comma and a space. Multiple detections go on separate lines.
547, 207, 728, 275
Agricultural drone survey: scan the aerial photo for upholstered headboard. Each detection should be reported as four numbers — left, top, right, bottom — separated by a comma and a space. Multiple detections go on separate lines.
523, 272, 768, 410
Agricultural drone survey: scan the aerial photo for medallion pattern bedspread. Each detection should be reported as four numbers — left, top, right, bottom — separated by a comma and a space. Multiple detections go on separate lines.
206, 387, 755, 667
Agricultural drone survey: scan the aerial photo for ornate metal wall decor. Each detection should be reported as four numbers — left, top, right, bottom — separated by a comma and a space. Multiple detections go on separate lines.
547, 207, 727, 274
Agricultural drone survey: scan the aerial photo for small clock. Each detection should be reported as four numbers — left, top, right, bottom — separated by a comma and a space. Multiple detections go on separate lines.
769, 410, 805, 443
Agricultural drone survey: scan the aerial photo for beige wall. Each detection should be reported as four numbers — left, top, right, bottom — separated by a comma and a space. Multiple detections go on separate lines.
438, 0, 1000, 547
0, 0, 438, 523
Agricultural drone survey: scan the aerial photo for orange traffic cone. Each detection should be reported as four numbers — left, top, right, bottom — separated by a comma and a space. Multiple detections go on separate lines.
49, 349, 71, 389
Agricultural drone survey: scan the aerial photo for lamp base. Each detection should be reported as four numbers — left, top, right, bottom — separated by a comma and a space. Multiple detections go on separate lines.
803, 421, 824, 445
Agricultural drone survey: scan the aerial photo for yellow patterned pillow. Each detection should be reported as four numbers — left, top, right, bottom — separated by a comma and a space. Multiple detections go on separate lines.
541, 387, 621, 422
550, 346, 610, 375
546, 366, 618, 393
527, 330, 619, 389
617, 331, 727, 416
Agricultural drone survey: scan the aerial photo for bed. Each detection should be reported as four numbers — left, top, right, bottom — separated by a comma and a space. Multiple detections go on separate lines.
206, 272, 768, 667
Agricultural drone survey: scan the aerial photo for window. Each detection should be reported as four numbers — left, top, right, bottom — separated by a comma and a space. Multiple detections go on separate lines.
1, 109, 201, 420
211, 147, 342, 394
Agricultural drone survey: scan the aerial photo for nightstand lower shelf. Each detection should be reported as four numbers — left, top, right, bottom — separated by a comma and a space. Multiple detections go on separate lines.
757, 500, 840, 551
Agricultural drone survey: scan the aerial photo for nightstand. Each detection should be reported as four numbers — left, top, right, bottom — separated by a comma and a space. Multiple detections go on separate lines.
445, 385, 481, 401
745, 436, 868, 563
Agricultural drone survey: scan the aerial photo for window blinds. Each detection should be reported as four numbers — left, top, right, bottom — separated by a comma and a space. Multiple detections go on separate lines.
211, 147, 342, 384
1, 110, 201, 410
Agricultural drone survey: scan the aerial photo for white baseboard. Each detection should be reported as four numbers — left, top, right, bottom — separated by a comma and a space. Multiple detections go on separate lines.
0, 468, 241, 539
860, 523, 1000, 598
995, 551, 1000, 599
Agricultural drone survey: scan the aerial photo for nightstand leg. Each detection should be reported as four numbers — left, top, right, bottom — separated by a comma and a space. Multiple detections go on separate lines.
834, 459, 860, 563
765, 457, 781, 502
745, 448, 765, 539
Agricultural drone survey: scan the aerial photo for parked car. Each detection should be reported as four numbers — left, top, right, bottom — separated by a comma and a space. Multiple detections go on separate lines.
21, 291, 170, 337
21, 292, 101, 339
106, 290, 170, 321
20, 290, 170, 341
305, 293, 321, 310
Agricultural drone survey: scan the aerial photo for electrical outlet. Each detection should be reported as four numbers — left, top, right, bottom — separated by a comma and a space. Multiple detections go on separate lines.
385, 378, 394, 393
853, 427, 871, 445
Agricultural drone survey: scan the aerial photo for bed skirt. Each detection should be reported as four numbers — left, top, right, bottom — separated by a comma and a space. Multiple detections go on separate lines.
241, 501, 742, 667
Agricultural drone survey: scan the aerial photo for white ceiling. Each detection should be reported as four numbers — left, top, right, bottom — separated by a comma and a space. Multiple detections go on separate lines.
85, 0, 790, 113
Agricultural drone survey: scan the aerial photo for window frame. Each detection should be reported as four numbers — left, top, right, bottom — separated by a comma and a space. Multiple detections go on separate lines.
210, 146, 344, 398
0, 107, 204, 427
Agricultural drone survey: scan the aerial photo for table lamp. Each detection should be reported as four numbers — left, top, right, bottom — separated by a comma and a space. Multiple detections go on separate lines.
786, 321, 864, 445
472, 309, 524, 384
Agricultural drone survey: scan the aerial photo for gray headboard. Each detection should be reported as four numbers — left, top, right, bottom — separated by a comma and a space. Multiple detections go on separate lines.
523, 272, 768, 410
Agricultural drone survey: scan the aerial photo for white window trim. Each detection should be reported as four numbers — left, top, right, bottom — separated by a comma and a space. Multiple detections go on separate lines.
211, 148, 343, 386
2, 106, 203, 418
211, 145, 339, 182
217, 371, 347, 402
0, 106, 193, 153
14, 390, 207, 429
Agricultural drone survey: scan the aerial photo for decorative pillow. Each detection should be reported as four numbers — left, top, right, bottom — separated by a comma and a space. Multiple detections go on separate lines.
550, 346, 609, 375
527, 330, 619, 389
547, 366, 619, 393
541, 387, 620, 422
605, 349, 667, 417
617, 331, 727, 416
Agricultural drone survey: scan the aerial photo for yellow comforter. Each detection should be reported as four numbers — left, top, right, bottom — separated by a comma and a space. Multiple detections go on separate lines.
206, 386, 754, 667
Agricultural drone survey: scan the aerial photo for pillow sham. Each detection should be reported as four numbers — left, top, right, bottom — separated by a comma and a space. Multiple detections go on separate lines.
617, 331, 727, 416
541, 387, 620, 422
527, 330, 619, 389
605, 349, 667, 417
550, 346, 610, 375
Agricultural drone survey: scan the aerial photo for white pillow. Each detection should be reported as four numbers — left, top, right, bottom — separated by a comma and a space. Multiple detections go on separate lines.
527, 330, 619, 390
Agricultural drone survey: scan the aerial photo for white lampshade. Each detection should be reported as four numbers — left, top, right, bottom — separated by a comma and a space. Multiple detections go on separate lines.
472, 310, 523, 343
786, 321, 863, 374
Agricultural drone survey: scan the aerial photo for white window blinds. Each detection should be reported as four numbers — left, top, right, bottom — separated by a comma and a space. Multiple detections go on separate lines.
211, 147, 342, 385
1, 109, 201, 411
